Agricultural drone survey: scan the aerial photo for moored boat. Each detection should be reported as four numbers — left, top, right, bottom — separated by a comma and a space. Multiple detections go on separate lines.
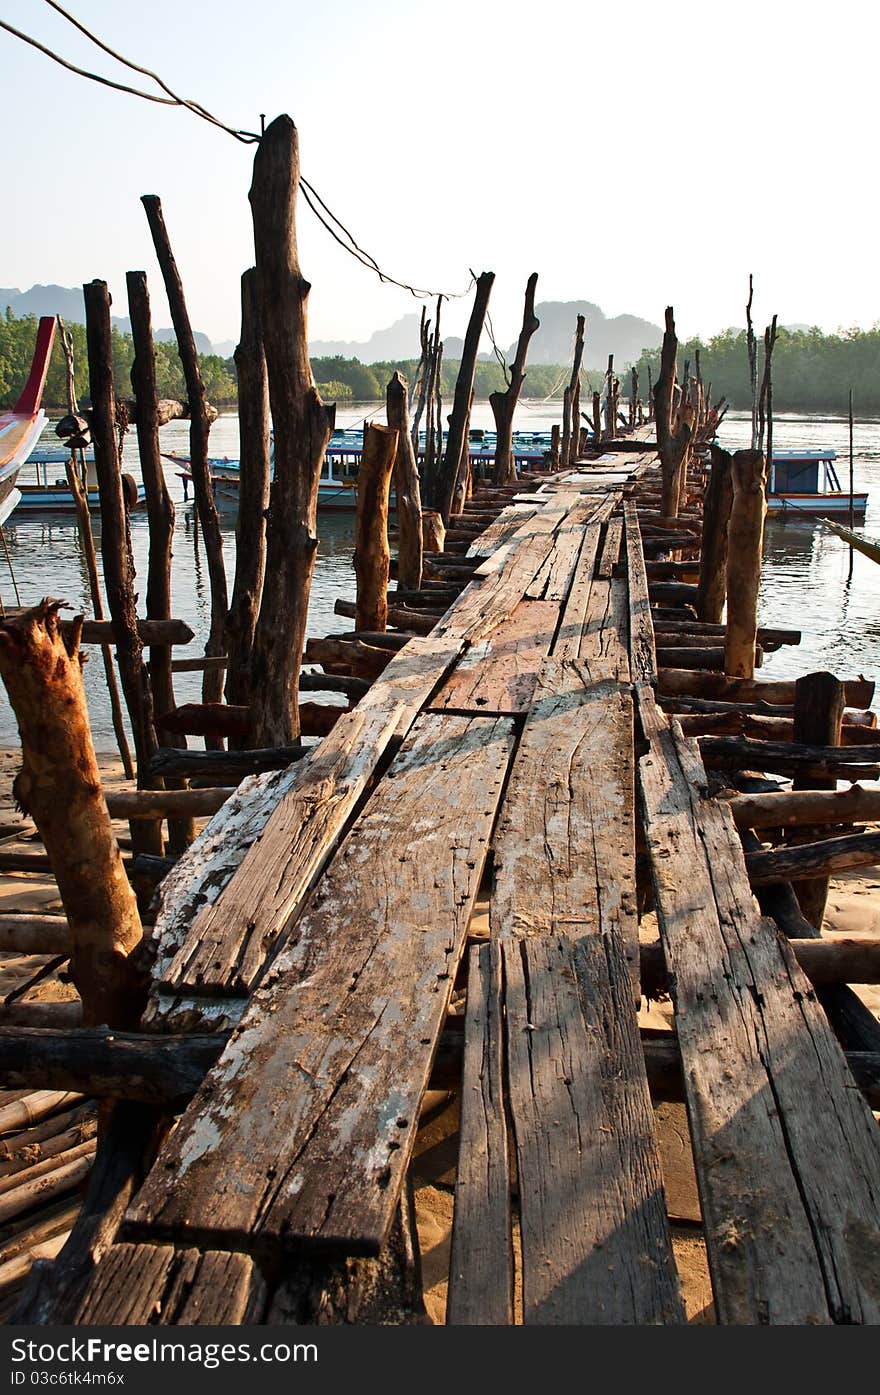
0, 317, 57, 518
767, 449, 869, 520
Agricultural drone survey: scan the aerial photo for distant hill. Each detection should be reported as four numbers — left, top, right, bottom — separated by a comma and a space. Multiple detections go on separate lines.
0, 284, 214, 356
309, 301, 663, 368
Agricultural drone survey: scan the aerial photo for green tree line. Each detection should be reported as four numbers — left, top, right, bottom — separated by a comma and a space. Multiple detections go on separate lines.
631, 326, 880, 415
0, 309, 236, 410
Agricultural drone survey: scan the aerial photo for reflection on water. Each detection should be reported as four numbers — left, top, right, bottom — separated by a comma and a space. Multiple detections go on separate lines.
1, 405, 878, 745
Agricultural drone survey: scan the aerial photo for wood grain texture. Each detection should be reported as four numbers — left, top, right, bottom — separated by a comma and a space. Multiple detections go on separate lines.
72, 1242, 265, 1324
125, 713, 516, 1258
430, 600, 558, 715
159, 703, 404, 997
597, 513, 624, 578
492, 667, 639, 995
637, 685, 880, 1324
503, 935, 683, 1324
624, 500, 656, 683
447, 942, 513, 1325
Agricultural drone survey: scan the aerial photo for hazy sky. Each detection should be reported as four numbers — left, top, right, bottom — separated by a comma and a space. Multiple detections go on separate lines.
1, 0, 877, 352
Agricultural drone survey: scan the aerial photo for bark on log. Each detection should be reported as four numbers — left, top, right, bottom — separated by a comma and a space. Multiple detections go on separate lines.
490, 275, 539, 487
745, 830, 880, 886
566, 314, 585, 467
790, 673, 846, 927
697, 445, 734, 623
421, 510, 446, 554
727, 786, 880, 831
303, 636, 392, 681
147, 745, 305, 781
354, 424, 398, 633
386, 372, 423, 591
698, 733, 879, 780
0, 915, 71, 956
639, 936, 880, 997
438, 272, 494, 522
0, 605, 144, 1027
247, 117, 335, 746
142, 197, 228, 711
657, 668, 874, 708
225, 268, 270, 715
82, 282, 160, 859
334, 598, 435, 637
126, 270, 193, 854
724, 449, 767, 678
654, 308, 694, 517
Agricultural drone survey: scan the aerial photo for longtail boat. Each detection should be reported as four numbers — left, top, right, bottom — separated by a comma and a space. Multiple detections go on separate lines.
0, 317, 56, 520
768, 449, 869, 519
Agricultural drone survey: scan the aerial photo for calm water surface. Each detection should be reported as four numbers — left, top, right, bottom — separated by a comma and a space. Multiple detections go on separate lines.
2, 403, 878, 746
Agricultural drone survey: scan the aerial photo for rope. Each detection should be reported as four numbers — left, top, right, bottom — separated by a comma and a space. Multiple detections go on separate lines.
0, 4, 475, 302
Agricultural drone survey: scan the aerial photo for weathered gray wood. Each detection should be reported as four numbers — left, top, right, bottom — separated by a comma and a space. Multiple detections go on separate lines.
447, 942, 513, 1325
503, 935, 683, 1324
160, 703, 404, 998
0, 1028, 224, 1107
637, 686, 880, 1324
72, 1243, 265, 1324
465, 504, 536, 559
524, 495, 607, 602
492, 667, 639, 999
430, 599, 558, 715
596, 515, 623, 579
552, 522, 604, 661
125, 713, 515, 1257
745, 830, 880, 886
624, 500, 655, 683
698, 734, 880, 781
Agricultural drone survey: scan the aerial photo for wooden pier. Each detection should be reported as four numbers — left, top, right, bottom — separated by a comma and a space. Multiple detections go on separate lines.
9, 440, 880, 1325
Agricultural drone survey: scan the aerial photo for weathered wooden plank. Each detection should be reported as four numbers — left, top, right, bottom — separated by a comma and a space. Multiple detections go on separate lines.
503, 935, 683, 1324
159, 703, 404, 998
72, 1242, 265, 1324
551, 522, 603, 660
447, 942, 513, 1325
574, 580, 630, 683
597, 513, 624, 578
430, 599, 558, 715
125, 713, 516, 1258
624, 500, 655, 683
637, 685, 880, 1324
492, 668, 639, 997
464, 503, 536, 559
524, 495, 607, 602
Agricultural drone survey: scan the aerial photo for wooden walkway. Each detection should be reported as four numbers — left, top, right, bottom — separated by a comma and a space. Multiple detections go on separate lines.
48, 448, 880, 1325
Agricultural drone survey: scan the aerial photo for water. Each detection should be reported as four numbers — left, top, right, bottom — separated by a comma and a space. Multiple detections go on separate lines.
1, 404, 878, 747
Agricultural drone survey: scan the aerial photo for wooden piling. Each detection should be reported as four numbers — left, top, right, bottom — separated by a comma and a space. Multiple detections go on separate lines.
354, 424, 398, 633
386, 372, 423, 590
696, 445, 734, 623
438, 272, 494, 522
724, 449, 767, 679
491, 273, 539, 486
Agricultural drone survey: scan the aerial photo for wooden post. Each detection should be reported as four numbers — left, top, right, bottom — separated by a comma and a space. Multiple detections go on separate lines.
386, 372, 423, 590
592, 391, 601, 448
225, 268, 270, 716
55, 319, 133, 783
141, 197, 228, 713
654, 308, 695, 518
849, 387, 855, 541
630, 367, 638, 429
82, 281, 160, 857
697, 446, 734, 623
550, 424, 560, 469
646, 365, 653, 422
567, 314, 585, 466
354, 424, 398, 632
791, 672, 845, 929
560, 386, 571, 468
247, 116, 335, 747
421, 510, 446, 554
724, 449, 767, 679
0, 604, 144, 1027
410, 307, 431, 459
438, 271, 494, 523
490, 273, 539, 485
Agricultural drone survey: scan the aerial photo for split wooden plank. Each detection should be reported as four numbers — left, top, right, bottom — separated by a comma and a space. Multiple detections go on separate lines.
624, 500, 655, 683
464, 503, 536, 559
159, 702, 405, 998
492, 667, 639, 996
503, 935, 683, 1324
551, 519, 629, 682
125, 713, 516, 1258
597, 513, 624, 577
447, 942, 514, 1326
430, 599, 559, 715
637, 685, 880, 1325
524, 495, 609, 602
72, 1242, 265, 1324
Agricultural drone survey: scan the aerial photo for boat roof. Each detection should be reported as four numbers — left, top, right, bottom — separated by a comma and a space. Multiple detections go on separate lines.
772, 449, 836, 461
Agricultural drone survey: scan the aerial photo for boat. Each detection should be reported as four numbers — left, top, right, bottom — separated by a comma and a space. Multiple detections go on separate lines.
12, 445, 147, 513
767, 449, 869, 519
0, 317, 57, 520
818, 517, 880, 565
166, 428, 553, 513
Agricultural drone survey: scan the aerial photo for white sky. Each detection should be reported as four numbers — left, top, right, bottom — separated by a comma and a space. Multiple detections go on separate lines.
1, 0, 877, 350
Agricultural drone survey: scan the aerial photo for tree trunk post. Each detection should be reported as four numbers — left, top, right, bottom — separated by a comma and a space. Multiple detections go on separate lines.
247, 115, 335, 747
0, 605, 145, 1027
82, 281, 160, 858
567, 315, 585, 466
438, 271, 494, 523
141, 197, 228, 714
490, 273, 539, 486
791, 672, 846, 929
387, 372, 423, 590
422, 510, 445, 554
697, 445, 734, 623
592, 391, 601, 448
724, 449, 767, 679
654, 309, 695, 518
225, 268, 270, 723
560, 386, 571, 467
354, 424, 398, 633
550, 424, 560, 469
